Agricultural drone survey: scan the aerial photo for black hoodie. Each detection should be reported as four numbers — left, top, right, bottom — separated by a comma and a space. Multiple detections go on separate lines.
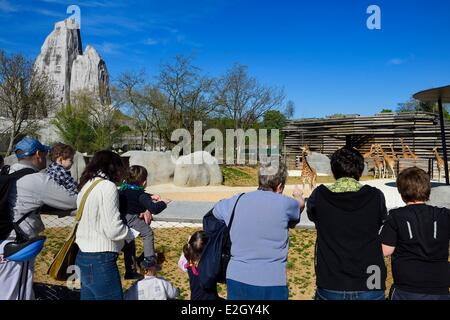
307, 184, 388, 291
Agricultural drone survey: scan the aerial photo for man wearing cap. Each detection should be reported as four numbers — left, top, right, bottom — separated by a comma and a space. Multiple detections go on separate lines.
0, 137, 77, 300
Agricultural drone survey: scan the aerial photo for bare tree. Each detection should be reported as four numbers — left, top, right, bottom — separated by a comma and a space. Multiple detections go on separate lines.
0, 50, 57, 155
158, 55, 216, 143
284, 100, 295, 119
214, 63, 285, 130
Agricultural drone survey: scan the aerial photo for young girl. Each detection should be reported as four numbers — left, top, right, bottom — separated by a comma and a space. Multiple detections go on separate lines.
178, 231, 220, 300
47, 143, 78, 195
124, 255, 179, 300
119, 165, 171, 278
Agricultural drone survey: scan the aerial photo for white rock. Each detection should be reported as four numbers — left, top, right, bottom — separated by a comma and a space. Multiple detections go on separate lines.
122, 151, 175, 185
70, 151, 86, 183
173, 151, 223, 187
70, 46, 111, 105
3, 154, 17, 166
34, 19, 82, 108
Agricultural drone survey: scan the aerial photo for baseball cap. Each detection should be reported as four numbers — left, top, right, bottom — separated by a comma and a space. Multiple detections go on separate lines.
14, 137, 51, 160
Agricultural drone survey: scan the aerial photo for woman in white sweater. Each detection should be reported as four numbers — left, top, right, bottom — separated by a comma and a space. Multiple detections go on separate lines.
75, 151, 134, 300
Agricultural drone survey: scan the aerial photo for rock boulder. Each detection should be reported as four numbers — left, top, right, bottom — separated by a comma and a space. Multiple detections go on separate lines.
173, 151, 223, 187
306, 152, 332, 175
122, 151, 175, 185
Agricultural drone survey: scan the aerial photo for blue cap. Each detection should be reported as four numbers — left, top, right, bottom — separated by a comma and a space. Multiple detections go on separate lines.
14, 137, 51, 159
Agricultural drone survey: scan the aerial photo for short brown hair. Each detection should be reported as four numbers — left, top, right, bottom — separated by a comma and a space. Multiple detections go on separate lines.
397, 167, 431, 203
49, 143, 75, 162
127, 165, 148, 185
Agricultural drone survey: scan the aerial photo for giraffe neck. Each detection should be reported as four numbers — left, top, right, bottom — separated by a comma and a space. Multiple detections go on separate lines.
434, 150, 443, 164
302, 151, 312, 171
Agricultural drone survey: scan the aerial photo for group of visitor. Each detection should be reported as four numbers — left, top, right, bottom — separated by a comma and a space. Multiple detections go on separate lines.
0, 137, 448, 300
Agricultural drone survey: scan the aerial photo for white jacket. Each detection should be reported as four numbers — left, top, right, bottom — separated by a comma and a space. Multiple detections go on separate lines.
75, 177, 132, 253
124, 276, 179, 300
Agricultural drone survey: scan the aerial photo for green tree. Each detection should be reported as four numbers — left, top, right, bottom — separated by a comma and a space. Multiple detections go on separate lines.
380, 109, 393, 113
397, 97, 450, 120
262, 110, 287, 130
52, 102, 95, 153
53, 92, 130, 153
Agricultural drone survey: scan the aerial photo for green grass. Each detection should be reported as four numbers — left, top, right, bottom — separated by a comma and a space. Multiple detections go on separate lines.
221, 165, 375, 187
35, 227, 403, 300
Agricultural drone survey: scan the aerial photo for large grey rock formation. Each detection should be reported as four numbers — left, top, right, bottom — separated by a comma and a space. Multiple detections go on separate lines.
306, 152, 369, 176
34, 19, 111, 109
33, 19, 112, 145
34, 20, 82, 107
70, 46, 111, 105
307, 152, 332, 175
123, 151, 175, 185
173, 151, 223, 187
428, 186, 450, 209
70, 151, 86, 183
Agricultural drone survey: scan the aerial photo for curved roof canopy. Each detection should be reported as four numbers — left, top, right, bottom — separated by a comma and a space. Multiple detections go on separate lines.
413, 85, 450, 103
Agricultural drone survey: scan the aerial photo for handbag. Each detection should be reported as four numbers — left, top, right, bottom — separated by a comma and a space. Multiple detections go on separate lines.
47, 179, 103, 281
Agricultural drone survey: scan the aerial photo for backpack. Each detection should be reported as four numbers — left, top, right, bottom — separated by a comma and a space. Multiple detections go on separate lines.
0, 167, 35, 240
198, 193, 245, 290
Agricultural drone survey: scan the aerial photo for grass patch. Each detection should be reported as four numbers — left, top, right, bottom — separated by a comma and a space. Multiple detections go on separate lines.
221, 165, 374, 187
36, 227, 393, 300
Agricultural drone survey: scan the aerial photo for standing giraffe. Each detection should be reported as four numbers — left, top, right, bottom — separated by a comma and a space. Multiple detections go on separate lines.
400, 138, 418, 159
376, 144, 397, 179
432, 147, 445, 182
389, 144, 399, 161
363, 144, 376, 159
372, 146, 385, 179
300, 145, 317, 193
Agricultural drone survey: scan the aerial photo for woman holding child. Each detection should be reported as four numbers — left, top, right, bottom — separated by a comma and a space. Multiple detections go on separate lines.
75, 151, 136, 300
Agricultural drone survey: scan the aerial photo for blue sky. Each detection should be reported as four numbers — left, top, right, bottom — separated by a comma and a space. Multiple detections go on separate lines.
0, 0, 449, 118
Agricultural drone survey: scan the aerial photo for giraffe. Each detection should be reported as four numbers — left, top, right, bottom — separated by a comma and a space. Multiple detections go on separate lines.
372, 146, 385, 179
400, 138, 418, 159
432, 147, 445, 182
363, 144, 376, 159
300, 145, 317, 193
389, 144, 399, 161
376, 144, 397, 179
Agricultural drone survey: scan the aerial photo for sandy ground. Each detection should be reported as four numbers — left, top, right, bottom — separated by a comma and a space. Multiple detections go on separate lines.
149, 179, 406, 209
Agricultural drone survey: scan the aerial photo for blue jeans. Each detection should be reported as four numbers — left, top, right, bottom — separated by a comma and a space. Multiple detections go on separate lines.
315, 287, 385, 300
227, 279, 289, 300
75, 251, 123, 300
389, 287, 450, 301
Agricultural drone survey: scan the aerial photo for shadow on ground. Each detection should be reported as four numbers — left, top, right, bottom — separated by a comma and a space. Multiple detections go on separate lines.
385, 182, 449, 188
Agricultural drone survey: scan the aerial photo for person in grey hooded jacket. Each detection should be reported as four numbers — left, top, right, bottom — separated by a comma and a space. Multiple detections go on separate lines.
0, 137, 77, 300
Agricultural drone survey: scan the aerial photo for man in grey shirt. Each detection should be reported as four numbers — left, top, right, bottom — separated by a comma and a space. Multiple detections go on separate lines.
213, 160, 304, 300
0, 137, 77, 300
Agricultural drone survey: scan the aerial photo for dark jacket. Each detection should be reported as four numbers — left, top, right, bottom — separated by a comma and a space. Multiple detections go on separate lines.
307, 184, 388, 291
119, 189, 167, 221
187, 267, 221, 300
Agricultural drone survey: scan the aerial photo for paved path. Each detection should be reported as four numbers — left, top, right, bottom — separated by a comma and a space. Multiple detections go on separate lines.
41, 180, 450, 230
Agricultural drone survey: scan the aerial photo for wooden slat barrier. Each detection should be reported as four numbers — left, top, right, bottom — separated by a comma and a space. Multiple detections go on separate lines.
283, 112, 450, 171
